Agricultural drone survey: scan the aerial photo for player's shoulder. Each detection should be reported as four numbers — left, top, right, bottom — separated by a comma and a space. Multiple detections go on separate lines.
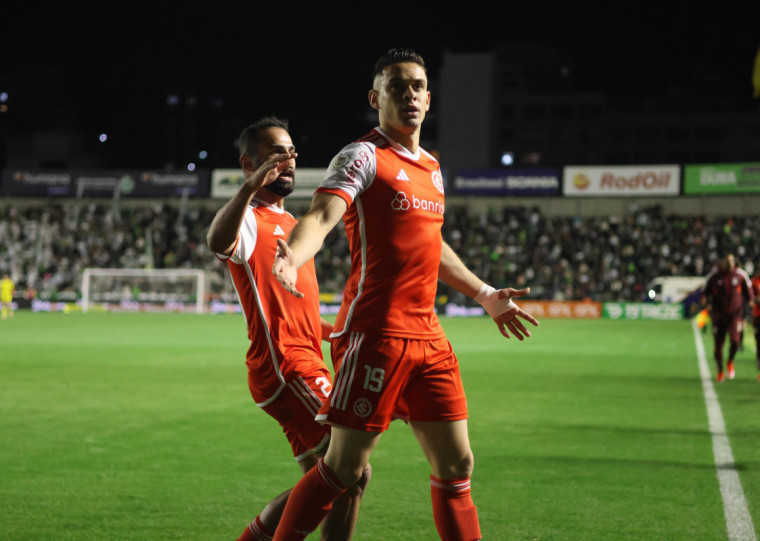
736, 268, 751, 280
328, 132, 380, 171
354, 128, 390, 149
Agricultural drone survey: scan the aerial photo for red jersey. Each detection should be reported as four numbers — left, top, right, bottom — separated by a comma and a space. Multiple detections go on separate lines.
216, 199, 323, 405
703, 267, 754, 320
316, 128, 446, 340
752, 276, 760, 318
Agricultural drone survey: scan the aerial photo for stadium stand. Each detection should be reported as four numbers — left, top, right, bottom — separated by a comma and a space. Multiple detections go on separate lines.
1, 200, 759, 308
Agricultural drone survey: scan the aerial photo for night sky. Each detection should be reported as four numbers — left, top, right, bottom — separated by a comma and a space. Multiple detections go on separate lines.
3, 1, 759, 169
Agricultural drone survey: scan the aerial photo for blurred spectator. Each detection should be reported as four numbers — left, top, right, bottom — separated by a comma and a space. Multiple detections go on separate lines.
1, 272, 15, 319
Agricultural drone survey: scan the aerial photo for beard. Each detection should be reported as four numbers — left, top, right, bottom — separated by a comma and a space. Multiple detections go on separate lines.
263, 178, 295, 197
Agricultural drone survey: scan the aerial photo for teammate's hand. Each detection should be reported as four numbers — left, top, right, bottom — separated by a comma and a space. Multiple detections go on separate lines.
246, 151, 297, 190
490, 287, 539, 340
273, 238, 304, 298
320, 318, 334, 342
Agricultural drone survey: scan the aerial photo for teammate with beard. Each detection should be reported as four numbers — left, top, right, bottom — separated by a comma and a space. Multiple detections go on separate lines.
207, 117, 369, 541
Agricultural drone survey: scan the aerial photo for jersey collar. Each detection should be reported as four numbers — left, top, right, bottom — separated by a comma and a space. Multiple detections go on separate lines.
375, 127, 421, 161
251, 197, 285, 213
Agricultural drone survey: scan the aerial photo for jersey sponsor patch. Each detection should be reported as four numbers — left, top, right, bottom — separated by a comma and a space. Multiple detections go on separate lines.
331, 153, 351, 168
391, 191, 411, 211
273, 225, 285, 236
396, 169, 410, 181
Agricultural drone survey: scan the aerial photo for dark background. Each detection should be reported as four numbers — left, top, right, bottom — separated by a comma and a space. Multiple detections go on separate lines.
2, 1, 759, 169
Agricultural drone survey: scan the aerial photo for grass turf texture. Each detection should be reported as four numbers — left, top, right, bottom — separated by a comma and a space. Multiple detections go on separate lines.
1, 312, 758, 540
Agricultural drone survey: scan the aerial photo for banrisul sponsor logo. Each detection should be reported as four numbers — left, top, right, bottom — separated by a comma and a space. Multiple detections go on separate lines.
391, 191, 444, 214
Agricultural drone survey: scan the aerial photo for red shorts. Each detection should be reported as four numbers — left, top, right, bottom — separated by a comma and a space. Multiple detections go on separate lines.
257, 365, 333, 461
316, 333, 468, 432
712, 315, 744, 344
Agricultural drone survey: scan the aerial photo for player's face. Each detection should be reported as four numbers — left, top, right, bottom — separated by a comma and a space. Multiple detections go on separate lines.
370, 62, 430, 131
719, 254, 736, 272
255, 127, 296, 197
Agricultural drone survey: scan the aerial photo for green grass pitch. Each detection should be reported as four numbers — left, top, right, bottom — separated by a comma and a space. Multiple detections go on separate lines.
1, 312, 758, 540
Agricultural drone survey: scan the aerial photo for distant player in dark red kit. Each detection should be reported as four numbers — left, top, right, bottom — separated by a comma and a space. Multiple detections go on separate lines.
701, 254, 754, 382
751, 268, 760, 380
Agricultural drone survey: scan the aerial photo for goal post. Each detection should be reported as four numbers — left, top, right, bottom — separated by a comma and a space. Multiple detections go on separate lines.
81, 268, 207, 314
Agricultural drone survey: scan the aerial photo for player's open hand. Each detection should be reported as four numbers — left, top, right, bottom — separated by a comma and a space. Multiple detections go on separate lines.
491, 287, 539, 340
273, 238, 304, 298
246, 151, 297, 190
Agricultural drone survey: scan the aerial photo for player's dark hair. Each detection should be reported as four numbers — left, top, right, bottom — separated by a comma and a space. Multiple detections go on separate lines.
239, 116, 289, 156
372, 48, 426, 81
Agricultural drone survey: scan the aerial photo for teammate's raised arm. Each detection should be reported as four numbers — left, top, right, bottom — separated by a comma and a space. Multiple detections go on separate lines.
208, 117, 369, 541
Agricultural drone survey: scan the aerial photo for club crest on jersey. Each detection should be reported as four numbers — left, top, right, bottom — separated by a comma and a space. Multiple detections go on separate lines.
353, 398, 372, 418
273, 225, 285, 236
431, 170, 444, 193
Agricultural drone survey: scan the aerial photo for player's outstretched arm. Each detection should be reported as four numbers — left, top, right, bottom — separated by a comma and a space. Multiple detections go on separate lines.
273, 192, 347, 297
439, 241, 539, 340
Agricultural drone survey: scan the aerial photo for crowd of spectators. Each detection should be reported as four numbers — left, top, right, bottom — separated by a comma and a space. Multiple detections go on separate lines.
0, 202, 216, 302
1, 200, 758, 306
441, 204, 759, 304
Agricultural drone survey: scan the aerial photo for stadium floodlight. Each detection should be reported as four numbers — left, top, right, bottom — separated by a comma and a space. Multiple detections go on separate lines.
81, 268, 207, 314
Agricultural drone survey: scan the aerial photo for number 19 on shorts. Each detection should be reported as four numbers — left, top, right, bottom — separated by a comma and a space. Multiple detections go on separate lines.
363, 366, 385, 392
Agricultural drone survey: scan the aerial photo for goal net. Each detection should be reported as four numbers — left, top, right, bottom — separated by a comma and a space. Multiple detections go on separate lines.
81, 268, 207, 314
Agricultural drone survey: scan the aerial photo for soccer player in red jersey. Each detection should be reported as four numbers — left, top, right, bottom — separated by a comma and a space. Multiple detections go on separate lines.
207, 117, 369, 541
271, 49, 539, 541
751, 268, 760, 380
701, 254, 755, 382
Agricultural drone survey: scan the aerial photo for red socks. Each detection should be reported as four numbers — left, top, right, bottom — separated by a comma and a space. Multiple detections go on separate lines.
237, 516, 274, 541
272, 458, 347, 541
430, 475, 482, 541
267, 463, 480, 539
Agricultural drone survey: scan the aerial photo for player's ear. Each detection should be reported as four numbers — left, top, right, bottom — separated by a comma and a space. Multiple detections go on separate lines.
239, 154, 257, 172
368, 89, 380, 111
424, 90, 431, 112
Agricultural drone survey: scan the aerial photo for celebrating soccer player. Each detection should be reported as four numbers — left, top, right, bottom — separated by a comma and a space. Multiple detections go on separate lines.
206, 117, 369, 541
272, 49, 539, 541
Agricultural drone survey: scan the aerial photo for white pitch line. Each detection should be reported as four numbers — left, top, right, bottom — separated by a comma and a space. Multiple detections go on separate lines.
692, 319, 757, 541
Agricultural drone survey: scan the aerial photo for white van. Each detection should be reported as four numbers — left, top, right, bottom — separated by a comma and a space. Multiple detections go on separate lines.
645, 276, 706, 303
